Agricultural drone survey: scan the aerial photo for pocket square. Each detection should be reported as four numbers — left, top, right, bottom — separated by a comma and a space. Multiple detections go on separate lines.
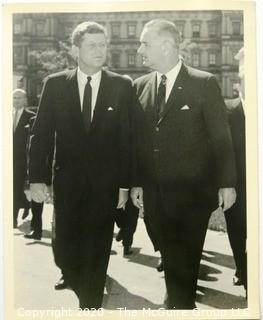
107, 107, 114, 111
180, 105, 190, 110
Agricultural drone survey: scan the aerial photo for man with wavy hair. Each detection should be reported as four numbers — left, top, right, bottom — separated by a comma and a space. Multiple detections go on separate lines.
29, 21, 132, 309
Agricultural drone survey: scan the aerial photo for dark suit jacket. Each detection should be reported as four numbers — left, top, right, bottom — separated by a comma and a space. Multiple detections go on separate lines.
227, 101, 246, 202
133, 63, 236, 210
13, 108, 35, 207
29, 68, 133, 198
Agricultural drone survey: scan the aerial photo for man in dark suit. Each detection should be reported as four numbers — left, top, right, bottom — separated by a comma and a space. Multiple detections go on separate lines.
13, 89, 40, 228
131, 19, 237, 309
224, 47, 247, 291
23, 115, 46, 240
29, 22, 132, 309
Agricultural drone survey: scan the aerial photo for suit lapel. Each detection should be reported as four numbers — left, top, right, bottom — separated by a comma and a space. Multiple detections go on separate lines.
15, 109, 27, 134
138, 73, 158, 123
158, 63, 188, 125
90, 69, 109, 130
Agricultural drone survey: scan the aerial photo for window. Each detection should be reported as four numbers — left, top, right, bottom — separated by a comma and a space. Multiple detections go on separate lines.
175, 24, 184, 38
14, 23, 22, 35
13, 47, 24, 65
111, 52, 120, 68
128, 53, 136, 67
111, 23, 121, 38
35, 21, 45, 36
192, 25, 200, 38
232, 22, 241, 35
209, 53, 216, 66
232, 49, 239, 65
127, 23, 136, 38
209, 23, 217, 38
65, 24, 73, 37
192, 53, 200, 67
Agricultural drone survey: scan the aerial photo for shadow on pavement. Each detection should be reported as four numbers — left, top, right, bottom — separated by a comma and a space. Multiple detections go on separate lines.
196, 285, 247, 309
123, 248, 160, 269
17, 220, 31, 233
198, 263, 222, 282
25, 241, 52, 247
103, 276, 164, 310
202, 250, 235, 270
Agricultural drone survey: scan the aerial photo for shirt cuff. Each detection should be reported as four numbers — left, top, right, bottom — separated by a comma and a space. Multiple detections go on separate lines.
120, 188, 129, 191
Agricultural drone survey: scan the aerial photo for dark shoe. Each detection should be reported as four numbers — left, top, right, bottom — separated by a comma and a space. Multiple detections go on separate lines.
116, 230, 123, 242
54, 277, 69, 290
157, 258, 163, 272
22, 209, 29, 220
24, 231, 42, 240
123, 246, 133, 255
233, 275, 244, 286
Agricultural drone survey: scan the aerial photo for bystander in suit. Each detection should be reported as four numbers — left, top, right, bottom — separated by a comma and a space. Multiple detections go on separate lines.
224, 47, 247, 292
13, 89, 40, 229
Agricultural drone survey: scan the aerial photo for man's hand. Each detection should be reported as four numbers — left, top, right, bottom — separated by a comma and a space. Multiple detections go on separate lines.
131, 187, 144, 210
30, 183, 48, 203
117, 189, 129, 210
24, 189, 32, 202
218, 187, 237, 211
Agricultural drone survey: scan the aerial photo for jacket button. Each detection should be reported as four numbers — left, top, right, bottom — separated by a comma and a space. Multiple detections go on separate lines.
155, 127, 159, 132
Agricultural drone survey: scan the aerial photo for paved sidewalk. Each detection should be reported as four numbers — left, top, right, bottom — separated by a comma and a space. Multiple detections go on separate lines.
14, 204, 247, 310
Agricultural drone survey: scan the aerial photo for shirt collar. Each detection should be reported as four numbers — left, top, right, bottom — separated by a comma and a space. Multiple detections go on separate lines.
77, 67, 102, 84
13, 107, 24, 115
156, 59, 182, 84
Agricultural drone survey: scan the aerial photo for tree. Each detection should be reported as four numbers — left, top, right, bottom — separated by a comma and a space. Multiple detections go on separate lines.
29, 41, 77, 79
179, 39, 198, 64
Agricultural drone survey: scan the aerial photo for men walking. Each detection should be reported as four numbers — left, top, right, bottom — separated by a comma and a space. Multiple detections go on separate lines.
29, 22, 132, 309
13, 89, 42, 229
131, 19, 237, 309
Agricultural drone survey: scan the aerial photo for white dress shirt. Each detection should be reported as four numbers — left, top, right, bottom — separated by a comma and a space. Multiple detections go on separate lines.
13, 108, 23, 131
77, 67, 128, 193
77, 67, 102, 121
156, 59, 182, 103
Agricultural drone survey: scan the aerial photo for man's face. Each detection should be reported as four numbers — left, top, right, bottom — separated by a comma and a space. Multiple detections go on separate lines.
13, 91, 27, 110
137, 27, 165, 71
76, 33, 107, 72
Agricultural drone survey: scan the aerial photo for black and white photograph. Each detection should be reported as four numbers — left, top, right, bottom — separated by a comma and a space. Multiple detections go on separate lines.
2, 1, 260, 319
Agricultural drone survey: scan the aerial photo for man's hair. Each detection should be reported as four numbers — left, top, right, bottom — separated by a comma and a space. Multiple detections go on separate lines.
144, 19, 181, 48
13, 88, 27, 96
71, 21, 107, 47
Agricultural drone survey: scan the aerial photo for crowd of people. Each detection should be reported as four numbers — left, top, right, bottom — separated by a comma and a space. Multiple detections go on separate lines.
13, 19, 246, 310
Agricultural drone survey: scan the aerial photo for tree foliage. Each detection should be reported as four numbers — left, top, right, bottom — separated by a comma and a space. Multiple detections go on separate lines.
29, 41, 77, 78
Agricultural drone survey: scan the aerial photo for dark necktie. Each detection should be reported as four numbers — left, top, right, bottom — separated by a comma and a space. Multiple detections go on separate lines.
82, 76, 92, 133
156, 74, 167, 119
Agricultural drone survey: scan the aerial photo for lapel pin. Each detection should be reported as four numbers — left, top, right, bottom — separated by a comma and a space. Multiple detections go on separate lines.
178, 86, 183, 90
107, 107, 114, 111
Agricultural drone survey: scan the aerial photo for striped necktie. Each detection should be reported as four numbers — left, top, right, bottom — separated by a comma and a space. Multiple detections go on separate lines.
156, 74, 167, 118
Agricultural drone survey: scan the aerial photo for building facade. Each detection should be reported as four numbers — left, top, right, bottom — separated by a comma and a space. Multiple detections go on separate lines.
13, 10, 243, 104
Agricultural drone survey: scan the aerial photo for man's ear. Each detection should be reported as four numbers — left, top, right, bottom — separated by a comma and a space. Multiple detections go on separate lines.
162, 39, 173, 56
71, 45, 79, 59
